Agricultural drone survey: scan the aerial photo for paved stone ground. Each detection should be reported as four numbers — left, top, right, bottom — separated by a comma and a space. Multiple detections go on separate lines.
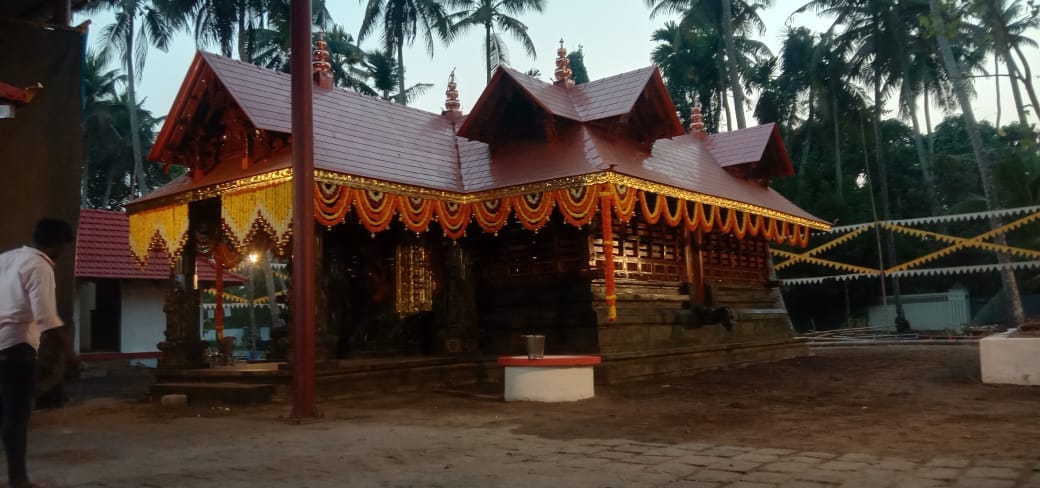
16, 405, 1040, 488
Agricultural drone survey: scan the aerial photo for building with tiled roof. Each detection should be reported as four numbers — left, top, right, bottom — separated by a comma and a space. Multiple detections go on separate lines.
126, 40, 830, 387
74, 209, 245, 361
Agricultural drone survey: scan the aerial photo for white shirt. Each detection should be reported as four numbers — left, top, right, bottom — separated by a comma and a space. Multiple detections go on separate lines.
0, 246, 64, 351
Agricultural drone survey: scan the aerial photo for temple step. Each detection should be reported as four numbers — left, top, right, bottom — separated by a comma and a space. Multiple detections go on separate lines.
151, 382, 275, 406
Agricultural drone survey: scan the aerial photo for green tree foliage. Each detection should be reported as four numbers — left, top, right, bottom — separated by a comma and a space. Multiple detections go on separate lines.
567, 45, 589, 84
359, 0, 451, 104
448, 0, 545, 82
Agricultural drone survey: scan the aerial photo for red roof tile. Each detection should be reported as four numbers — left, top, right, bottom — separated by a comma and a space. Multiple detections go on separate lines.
76, 209, 245, 282
706, 123, 795, 179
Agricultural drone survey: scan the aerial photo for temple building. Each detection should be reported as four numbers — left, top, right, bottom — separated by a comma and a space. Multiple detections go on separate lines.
127, 40, 829, 394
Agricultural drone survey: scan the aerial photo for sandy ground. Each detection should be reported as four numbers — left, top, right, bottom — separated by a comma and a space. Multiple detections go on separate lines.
40, 344, 1040, 461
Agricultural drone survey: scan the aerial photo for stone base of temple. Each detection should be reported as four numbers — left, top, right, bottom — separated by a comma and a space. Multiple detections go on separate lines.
592, 338, 810, 384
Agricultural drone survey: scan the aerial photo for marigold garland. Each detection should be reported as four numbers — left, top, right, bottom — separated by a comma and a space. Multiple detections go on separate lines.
599, 183, 617, 321
610, 184, 638, 222
222, 181, 293, 250
472, 198, 512, 234
398, 196, 436, 233
554, 186, 598, 227
354, 189, 398, 234
511, 192, 555, 231
128, 204, 189, 267
315, 182, 352, 227
435, 200, 472, 240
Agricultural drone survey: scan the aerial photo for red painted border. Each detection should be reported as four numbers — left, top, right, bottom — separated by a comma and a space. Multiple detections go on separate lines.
497, 355, 601, 367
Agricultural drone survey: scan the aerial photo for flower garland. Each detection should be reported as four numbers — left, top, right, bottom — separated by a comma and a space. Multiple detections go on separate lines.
599, 183, 617, 321
128, 204, 189, 266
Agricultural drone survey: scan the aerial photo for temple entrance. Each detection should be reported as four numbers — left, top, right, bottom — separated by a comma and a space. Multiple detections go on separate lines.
324, 225, 438, 357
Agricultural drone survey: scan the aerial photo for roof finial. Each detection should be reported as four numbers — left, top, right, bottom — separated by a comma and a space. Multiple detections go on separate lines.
689, 96, 706, 137
443, 67, 462, 118
312, 32, 333, 90
553, 38, 574, 89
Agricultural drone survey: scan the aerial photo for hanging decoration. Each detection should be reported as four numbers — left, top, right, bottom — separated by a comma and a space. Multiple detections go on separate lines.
131, 175, 822, 259
511, 192, 555, 231
599, 183, 617, 321
222, 181, 293, 251
128, 204, 189, 266
315, 182, 352, 227
554, 186, 598, 227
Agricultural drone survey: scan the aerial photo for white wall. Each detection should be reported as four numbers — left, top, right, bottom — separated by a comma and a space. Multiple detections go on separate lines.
75, 281, 96, 352
120, 281, 167, 353
867, 289, 971, 331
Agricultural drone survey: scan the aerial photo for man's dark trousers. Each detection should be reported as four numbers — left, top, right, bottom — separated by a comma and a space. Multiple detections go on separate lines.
0, 343, 36, 485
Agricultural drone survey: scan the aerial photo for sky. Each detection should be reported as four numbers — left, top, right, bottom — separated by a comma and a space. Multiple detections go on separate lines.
76, 0, 1039, 128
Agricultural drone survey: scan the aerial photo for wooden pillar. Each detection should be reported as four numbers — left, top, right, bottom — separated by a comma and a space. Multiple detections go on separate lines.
289, 0, 318, 418
692, 230, 706, 304
157, 211, 208, 369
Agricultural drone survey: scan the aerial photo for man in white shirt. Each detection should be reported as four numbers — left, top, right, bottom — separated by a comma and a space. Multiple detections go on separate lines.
0, 218, 74, 488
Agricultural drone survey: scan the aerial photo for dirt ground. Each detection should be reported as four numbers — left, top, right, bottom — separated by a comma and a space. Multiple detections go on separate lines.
335, 345, 1040, 460
43, 345, 1040, 461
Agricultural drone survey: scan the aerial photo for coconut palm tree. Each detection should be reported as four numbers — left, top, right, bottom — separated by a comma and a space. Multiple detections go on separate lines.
968, 0, 1040, 127
365, 49, 433, 103
359, 0, 451, 105
82, 50, 124, 207
926, 0, 1027, 326
87, 0, 177, 196
651, 21, 726, 132
447, 0, 545, 82
646, 0, 773, 130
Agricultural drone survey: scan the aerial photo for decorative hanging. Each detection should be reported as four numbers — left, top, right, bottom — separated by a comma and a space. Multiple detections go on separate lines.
398, 196, 436, 233
354, 189, 398, 234
472, 198, 512, 234
609, 184, 638, 222
511, 192, 555, 231
222, 181, 293, 251
599, 183, 617, 321
128, 204, 189, 266
554, 186, 598, 227
315, 182, 352, 227
434, 200, 472, 240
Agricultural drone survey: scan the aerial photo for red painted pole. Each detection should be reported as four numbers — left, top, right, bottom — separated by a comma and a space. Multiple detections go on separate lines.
290, 0, 318, 418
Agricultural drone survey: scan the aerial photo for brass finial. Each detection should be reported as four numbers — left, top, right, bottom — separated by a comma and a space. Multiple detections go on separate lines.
553, 38, 574, 88
444, 67, 462, 115
312, 33, 333, 90
690, 96, 706, 136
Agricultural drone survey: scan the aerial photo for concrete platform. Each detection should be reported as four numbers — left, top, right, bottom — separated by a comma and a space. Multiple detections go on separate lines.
498, 355, 601, 402
980, 330, 1040, 385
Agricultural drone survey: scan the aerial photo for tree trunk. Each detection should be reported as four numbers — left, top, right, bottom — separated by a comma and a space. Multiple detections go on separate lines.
1012, 45, 1040, 128
923, 88, 935, 159
995, 57, 1002, 128
871, 24, 905, 320
722, 90, 732, 132
832, 91, 843, 202
81, 156, 90, 207
101, 163, 116, 208
720, 0, 746, 129
903, 86, 942, 218
237, 7, 248, 61
1004, 50, 1028, 126
485, 21, 492, 82
125, 20, 149, 196
859, 114, 888, 305
929, 0, 1026, 326
396, 41, 406, 105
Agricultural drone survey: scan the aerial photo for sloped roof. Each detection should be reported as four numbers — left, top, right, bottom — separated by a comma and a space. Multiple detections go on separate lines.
706, 123, 795, 178
76, 209, 245, 283
140, 52, 826, 226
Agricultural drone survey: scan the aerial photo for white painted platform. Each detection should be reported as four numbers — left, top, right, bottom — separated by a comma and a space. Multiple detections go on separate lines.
980, 330, 1040, 386
498, 355, 601, 402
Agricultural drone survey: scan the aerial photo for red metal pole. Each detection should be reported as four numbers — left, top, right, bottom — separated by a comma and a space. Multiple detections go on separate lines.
290, 0, 318, 418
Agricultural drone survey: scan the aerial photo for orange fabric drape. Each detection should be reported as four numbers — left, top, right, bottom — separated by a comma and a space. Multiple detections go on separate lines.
599, 184, 617, 321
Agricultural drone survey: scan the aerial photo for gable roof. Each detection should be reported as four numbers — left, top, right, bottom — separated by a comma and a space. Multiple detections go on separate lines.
140, 52, 826, 227
707, 123, 795, 178
76, 209, 245, 282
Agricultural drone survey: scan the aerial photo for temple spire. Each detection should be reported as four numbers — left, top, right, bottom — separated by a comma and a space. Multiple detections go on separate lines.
312, 34, 333, 90
553, 38, 574, 89
443, 68, 462, 118
689, 97, 706, 137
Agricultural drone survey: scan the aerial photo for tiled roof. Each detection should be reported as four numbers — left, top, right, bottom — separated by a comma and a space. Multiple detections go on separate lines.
140, 52, 826, 226
706, 123, 775, 167
75, 209, 245, 282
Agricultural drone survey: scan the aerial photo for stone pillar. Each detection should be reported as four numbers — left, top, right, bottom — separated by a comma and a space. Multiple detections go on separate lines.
157, 205, 209, 369
157, 233, 209, 369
